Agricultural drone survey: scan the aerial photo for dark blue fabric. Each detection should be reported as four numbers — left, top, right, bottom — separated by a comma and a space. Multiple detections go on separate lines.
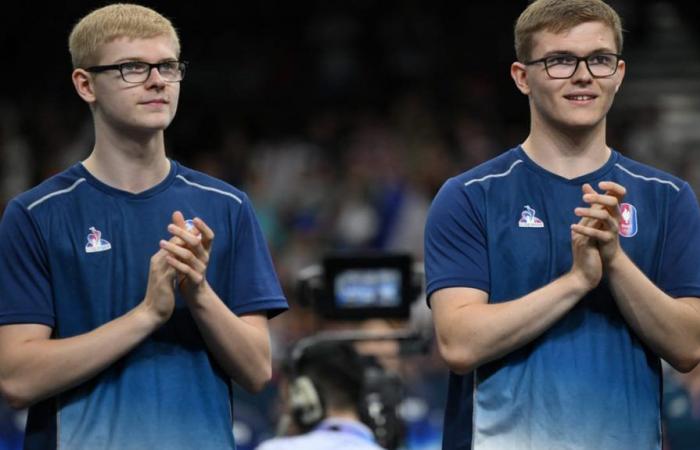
425, 147, 700, 450
0, 160, 288, 450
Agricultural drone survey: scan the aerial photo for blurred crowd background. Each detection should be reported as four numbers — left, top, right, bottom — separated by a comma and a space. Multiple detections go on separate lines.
1, 1, 700, 449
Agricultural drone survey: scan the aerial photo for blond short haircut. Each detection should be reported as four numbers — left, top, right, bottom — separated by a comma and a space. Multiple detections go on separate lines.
514, 0, 623, 62
68, 3, 180, 69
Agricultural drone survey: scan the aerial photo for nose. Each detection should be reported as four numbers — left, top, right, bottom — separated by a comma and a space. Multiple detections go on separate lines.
144, 66, 166, 88
571, 59, 592, 83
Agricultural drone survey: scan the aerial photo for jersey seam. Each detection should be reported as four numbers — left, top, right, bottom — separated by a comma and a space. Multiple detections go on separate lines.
27, 178, 87, 211
613, 163, 680, 192
463, 160, 524, 188
427, 278, 489, 293
232, 297, 287, 314
175, 175, 243, 204
0, 311, 55, 323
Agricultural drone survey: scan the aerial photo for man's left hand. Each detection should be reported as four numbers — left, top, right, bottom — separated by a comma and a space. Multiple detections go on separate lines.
160, 211, 215, 302
571, 181, 626, 265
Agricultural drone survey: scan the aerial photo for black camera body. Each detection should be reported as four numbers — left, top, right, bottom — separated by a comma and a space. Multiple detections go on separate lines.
297, 252, 422, 320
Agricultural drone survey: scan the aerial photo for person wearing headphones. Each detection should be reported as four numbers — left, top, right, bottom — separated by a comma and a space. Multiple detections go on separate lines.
256, 341, 387, 450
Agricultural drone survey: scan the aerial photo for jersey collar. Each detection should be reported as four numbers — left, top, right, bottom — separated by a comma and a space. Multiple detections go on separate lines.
515, 145, 619, 185
75, 159, 178, 199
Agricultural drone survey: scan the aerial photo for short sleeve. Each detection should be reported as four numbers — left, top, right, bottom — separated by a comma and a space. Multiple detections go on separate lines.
0, 200, 54, 326
229, 199, 288, 317
657, 183, 700, 297
424, 177, 489, 304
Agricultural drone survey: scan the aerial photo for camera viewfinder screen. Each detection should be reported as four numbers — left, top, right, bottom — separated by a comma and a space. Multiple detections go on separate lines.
334, 268, 402, 308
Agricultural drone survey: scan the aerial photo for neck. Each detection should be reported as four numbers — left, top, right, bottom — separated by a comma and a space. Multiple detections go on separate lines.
522, 115, 610, 179
324, 408, 361, 422
84, 122, 170, 193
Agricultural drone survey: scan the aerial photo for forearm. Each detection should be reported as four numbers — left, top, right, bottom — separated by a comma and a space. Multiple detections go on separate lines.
436, 272, 589, 374
0, 305, 160, 409
607, 251, 700, 372
187, 283, 272, 392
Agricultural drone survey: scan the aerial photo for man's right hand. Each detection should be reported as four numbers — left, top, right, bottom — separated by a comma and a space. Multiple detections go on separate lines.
140, 248, 177, 325
569, 183, 604, 291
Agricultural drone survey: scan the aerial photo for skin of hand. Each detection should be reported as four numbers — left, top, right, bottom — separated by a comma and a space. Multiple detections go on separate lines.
141, 248, 178, 324
159, 211, 215, 303
570, 210, 603, 290
572, 181, 627, 264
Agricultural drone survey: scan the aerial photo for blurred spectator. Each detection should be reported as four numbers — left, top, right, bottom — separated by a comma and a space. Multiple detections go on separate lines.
663, 362, 700, 450
0, 103, 31, 214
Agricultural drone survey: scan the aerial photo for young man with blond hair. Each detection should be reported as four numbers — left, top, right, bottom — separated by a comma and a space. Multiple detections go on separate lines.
0, 4, 287, 450
425, 0, 700, 449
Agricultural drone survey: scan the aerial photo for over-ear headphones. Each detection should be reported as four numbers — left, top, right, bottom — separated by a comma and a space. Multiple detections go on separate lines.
288, 374, 325, 430
284, 340, 405, 449
286, 341, 366, 432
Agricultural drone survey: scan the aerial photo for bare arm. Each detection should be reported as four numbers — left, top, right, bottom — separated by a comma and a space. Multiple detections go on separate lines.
432, 273, 589, 374
432, 211, 601, 374
0, 309, 157, 409
186, 289, 272, 393
573, 181, 700, 372
0, 250, 176, 409
606, 253, 700, 372
162, 212, 273, 392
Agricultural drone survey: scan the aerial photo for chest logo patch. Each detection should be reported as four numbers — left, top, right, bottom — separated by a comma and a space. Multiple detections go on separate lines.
618, 203, 638, 237
518, 205, 544, 228
85, 227, 112, 253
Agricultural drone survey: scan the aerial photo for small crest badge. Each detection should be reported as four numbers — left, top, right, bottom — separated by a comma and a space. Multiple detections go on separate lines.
518, 205, 544, 228
85, 226, 112, 253
618, 203, 638, 237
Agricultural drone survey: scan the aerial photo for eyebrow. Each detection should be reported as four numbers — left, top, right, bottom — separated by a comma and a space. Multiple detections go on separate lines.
541, 47, 617, 57
110, 57, 178, 64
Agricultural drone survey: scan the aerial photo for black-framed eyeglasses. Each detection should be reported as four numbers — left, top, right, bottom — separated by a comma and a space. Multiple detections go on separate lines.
524, 53, 621, 79
85, 61, 188, 83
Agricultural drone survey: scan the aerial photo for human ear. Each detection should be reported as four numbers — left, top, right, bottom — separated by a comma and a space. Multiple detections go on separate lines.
614, 59, 626, 93
511, 62, 531, 95
72, 69, 97, 104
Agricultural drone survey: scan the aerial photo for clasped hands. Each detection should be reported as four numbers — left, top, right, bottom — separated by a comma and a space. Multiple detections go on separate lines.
159, 211, 215, 303
572, 181, 626, 262
569, 181, 627, 289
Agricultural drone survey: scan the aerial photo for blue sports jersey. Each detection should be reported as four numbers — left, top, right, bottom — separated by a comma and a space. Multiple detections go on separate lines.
425, 146, 700, 450
0, 161, 288, 450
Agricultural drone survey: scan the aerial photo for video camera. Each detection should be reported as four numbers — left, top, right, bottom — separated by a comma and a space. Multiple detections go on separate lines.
289, 252, 429, 449
297, 252, 423, 320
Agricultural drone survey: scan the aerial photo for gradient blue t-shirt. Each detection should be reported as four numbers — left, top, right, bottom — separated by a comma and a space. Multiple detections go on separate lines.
425, 146, 700, 450
0, 160, 288, 450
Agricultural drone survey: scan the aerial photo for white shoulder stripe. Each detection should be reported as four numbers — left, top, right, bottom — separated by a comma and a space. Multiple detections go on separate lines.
27, 178, 86, 211
464, 160, 523, 187
614, 163, 680, 192
176, 175, 243, 203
